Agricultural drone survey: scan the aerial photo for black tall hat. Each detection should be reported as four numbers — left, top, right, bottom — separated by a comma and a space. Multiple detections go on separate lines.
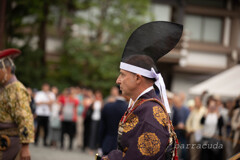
122, 21, 183, 64
119, 21, 183, 113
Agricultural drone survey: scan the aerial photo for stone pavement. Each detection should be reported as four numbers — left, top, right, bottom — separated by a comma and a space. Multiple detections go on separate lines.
30, 144, 95, 160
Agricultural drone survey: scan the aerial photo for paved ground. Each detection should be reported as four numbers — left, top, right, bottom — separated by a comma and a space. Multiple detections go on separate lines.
30, 144, 95, 160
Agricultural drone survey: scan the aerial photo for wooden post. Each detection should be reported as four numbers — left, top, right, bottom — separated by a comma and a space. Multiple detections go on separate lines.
0, 0, 6, 49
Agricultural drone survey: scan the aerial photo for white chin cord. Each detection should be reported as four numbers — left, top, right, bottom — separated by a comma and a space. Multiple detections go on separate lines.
0, 58, 10, 83
120, 62, 171, 113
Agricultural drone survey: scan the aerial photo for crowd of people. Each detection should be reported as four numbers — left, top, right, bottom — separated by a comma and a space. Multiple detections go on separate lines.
28, 84, 125, 153
2, 21, 239, 160
27, 82, 240, 160
168, 91, 240, 160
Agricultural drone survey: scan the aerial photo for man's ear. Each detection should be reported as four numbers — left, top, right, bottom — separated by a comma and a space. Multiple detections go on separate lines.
5, 67, 13, 75
135, 74, 142, 84
6, 67, 12, 73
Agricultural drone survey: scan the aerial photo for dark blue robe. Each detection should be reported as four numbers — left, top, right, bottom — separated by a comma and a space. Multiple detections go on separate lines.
100, 99, 128, 155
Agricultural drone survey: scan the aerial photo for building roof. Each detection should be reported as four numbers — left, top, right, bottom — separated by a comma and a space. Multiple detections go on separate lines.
189, 65, 240, 98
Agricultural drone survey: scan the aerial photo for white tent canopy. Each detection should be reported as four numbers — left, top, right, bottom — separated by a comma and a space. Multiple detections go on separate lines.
189, 65, 240, 98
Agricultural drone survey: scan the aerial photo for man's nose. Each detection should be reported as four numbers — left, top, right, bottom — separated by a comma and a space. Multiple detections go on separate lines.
116, 76, 120, 84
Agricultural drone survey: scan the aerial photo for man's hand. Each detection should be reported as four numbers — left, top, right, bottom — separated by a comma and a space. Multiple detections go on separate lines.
177, 122, 185, 130
20, 144, 31, 160
97, 148, 103, 156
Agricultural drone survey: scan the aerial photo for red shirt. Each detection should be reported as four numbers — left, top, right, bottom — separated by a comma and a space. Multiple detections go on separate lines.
59, 95, 79, 122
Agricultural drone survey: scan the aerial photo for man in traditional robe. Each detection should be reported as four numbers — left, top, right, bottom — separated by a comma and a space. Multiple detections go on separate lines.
0, 49, 34, 160
100, 21, 183, 160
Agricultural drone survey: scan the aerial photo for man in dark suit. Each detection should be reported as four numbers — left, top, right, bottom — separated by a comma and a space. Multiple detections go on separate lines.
99, 87, 128, 155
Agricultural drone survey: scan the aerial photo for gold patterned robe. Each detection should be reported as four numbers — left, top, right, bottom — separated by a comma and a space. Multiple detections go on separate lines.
0, 80, 34, 159
103, 89, 177, 160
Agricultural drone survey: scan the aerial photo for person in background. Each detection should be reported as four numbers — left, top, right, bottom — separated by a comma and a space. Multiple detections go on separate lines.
27, 87, 36, 114
222, 99, 234, 159
200, 90, 209, 107
0, 48, 34, 160
214, 95, 229, 133
99, 87, 128, 155
186, 96, 207, 160
49, 86, 61, 148
186, 99, 195, 112
179, 92, 187, 106
166, 90, 174, 120
32, 88, 38, 129
200, 97, 224, 160
59, 88, 79, 150
105, 86, 120, 103
75, 87, 84, 149
82, 89, 94, 152
89, 90, 103, 154
51, 86, 59, 98
27, 87, 38, 136
34, 83, 55, 146
172, 94, 190, 160
231, 97, 240, 155
214, 95, 232, 159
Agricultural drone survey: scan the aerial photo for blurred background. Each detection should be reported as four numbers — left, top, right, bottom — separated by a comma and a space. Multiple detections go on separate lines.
1, 0, 240, 160
0, 0, 240, 97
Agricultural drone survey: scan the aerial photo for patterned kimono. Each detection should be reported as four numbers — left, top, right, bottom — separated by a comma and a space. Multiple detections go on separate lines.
0, 79, 34, 160
103, 89, 177, 160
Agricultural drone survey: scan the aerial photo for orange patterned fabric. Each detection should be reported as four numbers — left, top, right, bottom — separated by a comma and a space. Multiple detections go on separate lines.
122, 114, 139, 133
0, 81, 34, 143
153, 106, 167, 127
138, 132, 161, 156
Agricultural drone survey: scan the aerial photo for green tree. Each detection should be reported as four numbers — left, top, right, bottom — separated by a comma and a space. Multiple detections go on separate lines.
52, 0, 150, 95
3, 0, 150, 93
3, 0, 77, 88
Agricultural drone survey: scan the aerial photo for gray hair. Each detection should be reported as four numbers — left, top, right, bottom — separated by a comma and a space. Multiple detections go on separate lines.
0, 58, 16, 74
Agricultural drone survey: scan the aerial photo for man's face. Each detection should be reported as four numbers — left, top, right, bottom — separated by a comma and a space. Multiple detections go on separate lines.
208, 100, 217, 112
194, 96, 201, 108
173, 96, 183, 108
42, 84, 50, 92
116, 69, 137, 98
0, 67, 10, 84
0, 68, 5, 84
110, 87, 119, 97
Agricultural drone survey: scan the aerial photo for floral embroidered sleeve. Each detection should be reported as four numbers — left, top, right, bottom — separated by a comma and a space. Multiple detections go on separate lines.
7, 83, 34, 143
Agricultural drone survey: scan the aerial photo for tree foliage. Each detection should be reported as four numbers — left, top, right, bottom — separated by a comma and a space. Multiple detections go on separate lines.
5, 0, 78, 89
54, 0, 150, 94
5, 0, 50, 88
5, 0, 150, 94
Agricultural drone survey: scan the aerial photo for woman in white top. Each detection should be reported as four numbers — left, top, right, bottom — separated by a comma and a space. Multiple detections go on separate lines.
200, 97, 224, 160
